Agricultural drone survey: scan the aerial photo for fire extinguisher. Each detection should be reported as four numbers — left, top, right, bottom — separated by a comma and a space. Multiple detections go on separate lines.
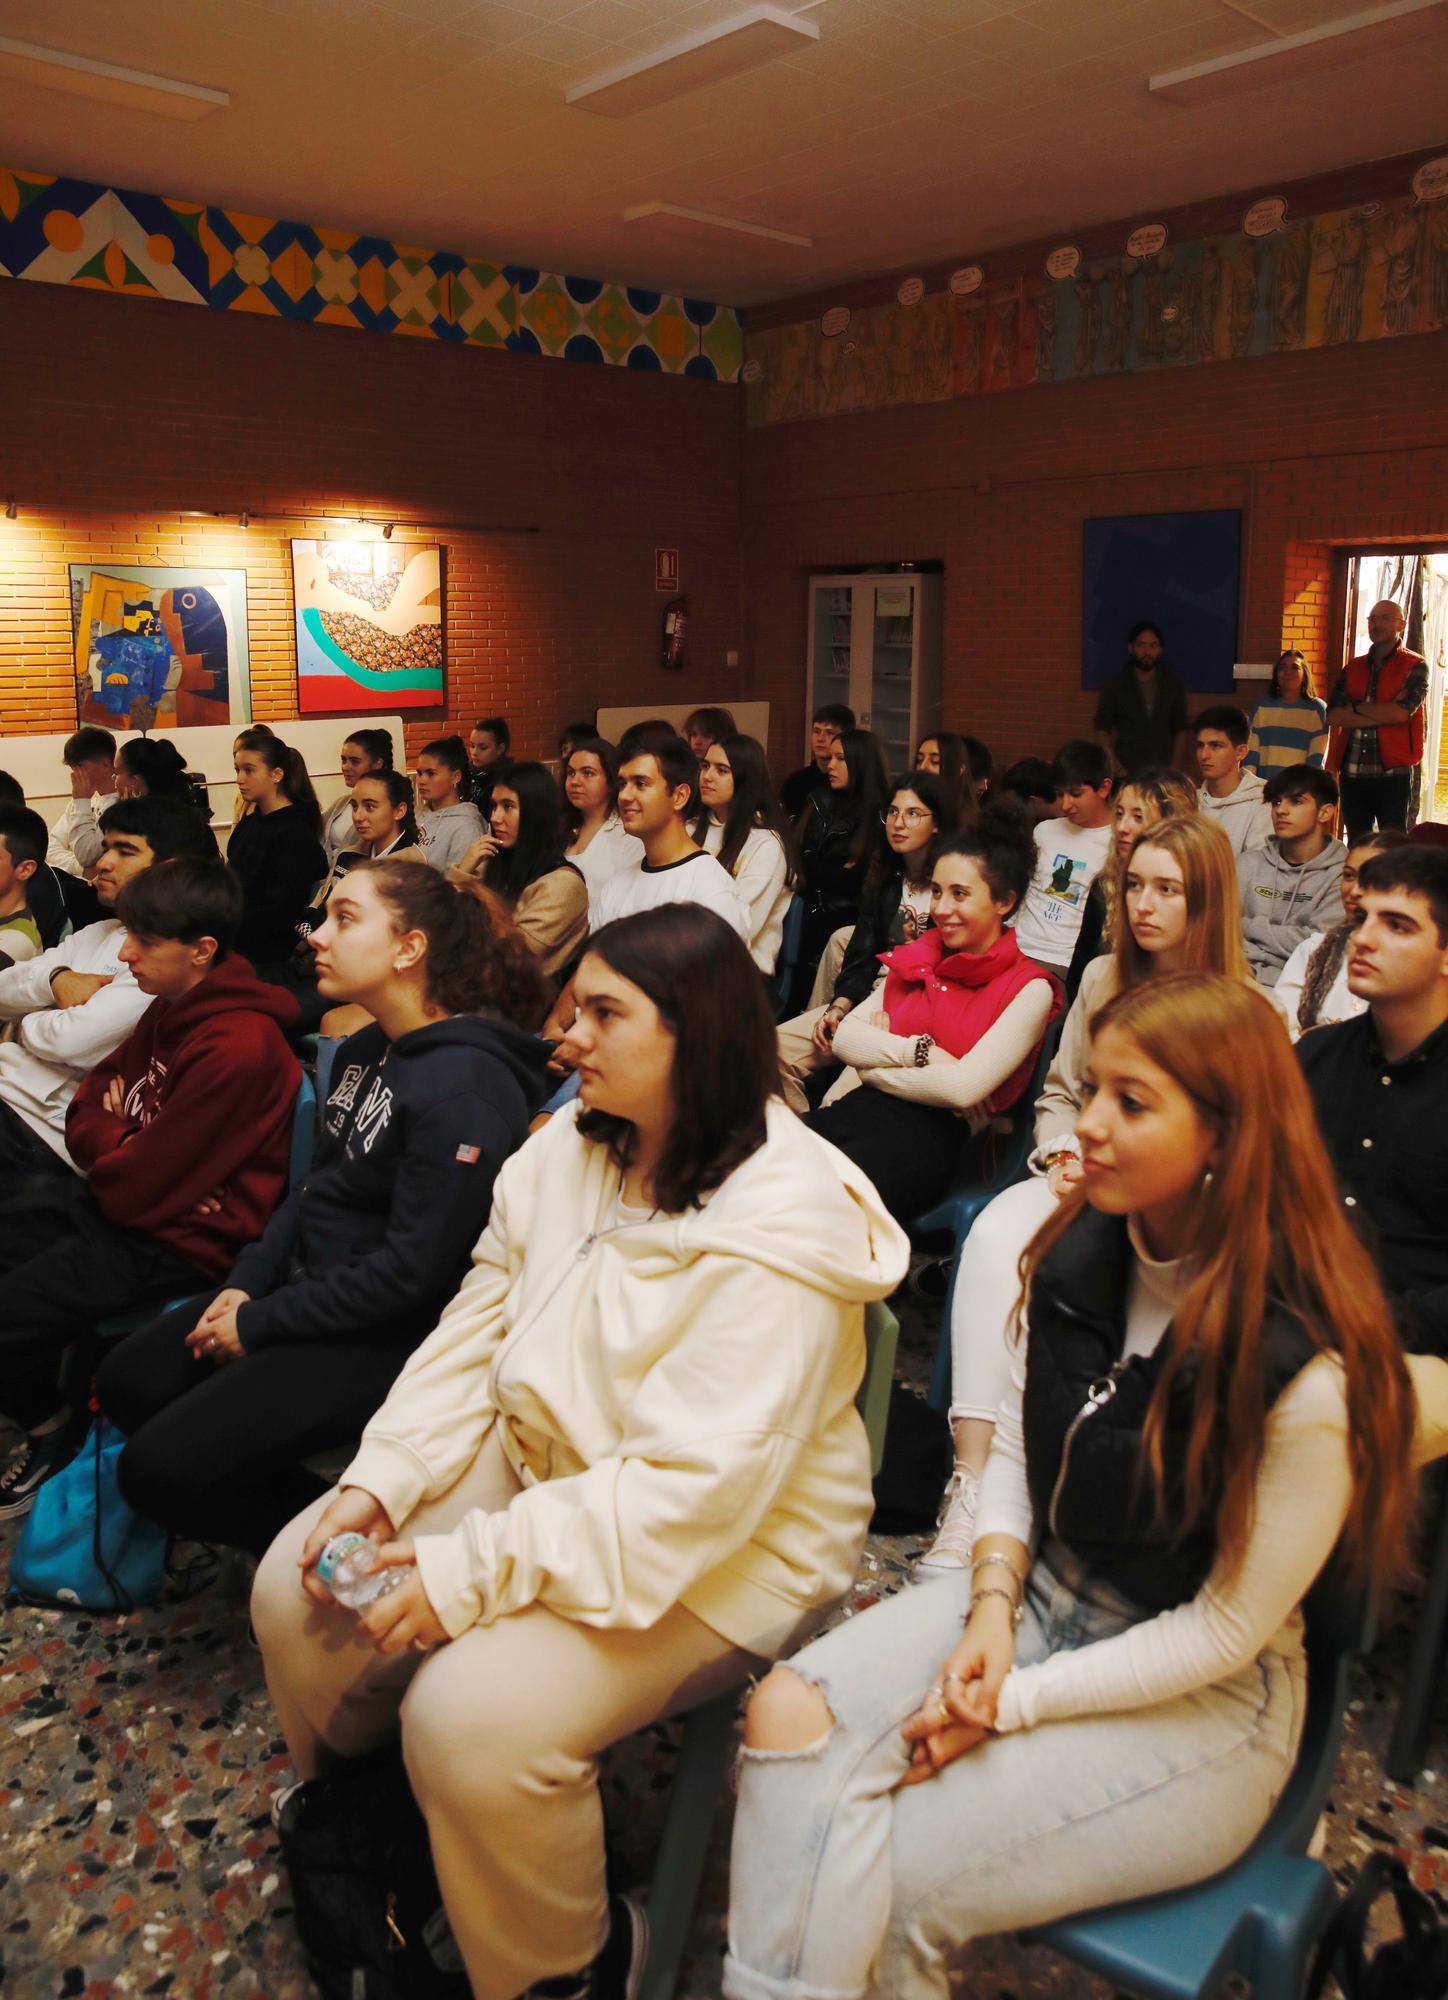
661, 596, 688, 672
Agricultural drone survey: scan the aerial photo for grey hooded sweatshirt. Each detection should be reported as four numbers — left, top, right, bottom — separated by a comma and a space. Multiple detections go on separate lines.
1238, 836, 1346, 987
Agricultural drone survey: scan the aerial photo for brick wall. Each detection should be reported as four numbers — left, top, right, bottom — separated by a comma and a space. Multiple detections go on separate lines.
0, 279, 743, 761
741, 329, 1448, 774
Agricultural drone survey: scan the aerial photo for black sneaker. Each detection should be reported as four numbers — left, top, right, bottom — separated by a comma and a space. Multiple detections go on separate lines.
528, 1894, 649, 2000
0, 1426, 80, 1519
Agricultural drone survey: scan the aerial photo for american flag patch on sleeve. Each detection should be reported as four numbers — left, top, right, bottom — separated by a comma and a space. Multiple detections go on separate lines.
455, 1143, 481, 1164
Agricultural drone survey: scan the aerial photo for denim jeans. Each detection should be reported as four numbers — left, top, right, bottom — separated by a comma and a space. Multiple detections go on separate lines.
724, 1545, 1306, 2000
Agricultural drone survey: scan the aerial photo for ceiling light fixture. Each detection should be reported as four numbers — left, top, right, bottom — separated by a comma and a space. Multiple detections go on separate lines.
0, 36, 229, 119
4, 501, 17, 521
382, 522, 395, 540
623, 202, 813, 248
567, 4, 819, 117
1150, 0, 1447, 105
238, 509, 250, 529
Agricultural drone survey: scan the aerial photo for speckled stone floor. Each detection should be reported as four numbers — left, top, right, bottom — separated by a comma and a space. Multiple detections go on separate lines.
2, 1297, 1445, 1999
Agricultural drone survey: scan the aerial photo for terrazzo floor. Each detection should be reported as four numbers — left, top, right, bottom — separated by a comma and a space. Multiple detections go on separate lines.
2, 1301, 1446, 2000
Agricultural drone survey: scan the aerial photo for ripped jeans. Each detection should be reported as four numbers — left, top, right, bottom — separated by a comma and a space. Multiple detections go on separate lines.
724, 1545, 1306, 2000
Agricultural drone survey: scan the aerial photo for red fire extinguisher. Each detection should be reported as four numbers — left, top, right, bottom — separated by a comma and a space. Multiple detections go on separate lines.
661, 596, 688, 672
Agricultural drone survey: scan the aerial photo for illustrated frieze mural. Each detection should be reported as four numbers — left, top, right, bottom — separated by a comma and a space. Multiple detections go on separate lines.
744, 179, 1448, 428
0, 167, 741, 382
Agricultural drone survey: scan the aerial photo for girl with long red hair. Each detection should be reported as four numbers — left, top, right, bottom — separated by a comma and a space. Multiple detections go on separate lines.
725, 974, 1446, 2000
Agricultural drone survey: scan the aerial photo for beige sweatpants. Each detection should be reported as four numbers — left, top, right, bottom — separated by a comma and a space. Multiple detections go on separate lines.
252, 1427, 757, 2000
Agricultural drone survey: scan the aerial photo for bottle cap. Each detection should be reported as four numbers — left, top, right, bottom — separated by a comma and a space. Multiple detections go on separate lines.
316, 1531, 370, 1589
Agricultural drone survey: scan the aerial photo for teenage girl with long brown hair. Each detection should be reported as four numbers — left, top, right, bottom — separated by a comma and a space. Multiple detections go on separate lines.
725, 974, 1443, 2000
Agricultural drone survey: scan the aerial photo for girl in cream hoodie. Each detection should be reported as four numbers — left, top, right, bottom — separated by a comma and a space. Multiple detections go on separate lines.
253, 901, 908, 2000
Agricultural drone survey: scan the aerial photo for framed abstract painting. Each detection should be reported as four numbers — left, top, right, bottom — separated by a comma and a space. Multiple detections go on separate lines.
69, 563, 251, 730
291, 538, 445, 713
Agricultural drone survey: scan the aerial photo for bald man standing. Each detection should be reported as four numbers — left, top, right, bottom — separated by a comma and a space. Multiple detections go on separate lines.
1326, 598, 1428, 839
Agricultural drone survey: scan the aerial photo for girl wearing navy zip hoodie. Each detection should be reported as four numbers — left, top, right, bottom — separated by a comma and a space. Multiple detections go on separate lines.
99, 860, 551, 1556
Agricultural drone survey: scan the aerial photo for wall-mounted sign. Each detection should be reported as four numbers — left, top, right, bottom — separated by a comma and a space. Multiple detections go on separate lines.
821, 305, 851, 336
1243, 196, 1287, 237
949, 265, 984, 296
896, 276, 925, 305
1412, 156, 1448, 202
741, 357, 762, 383
1126, 223, 1167, 258
655, 548, 679, 593
1045, 245, 1081, 280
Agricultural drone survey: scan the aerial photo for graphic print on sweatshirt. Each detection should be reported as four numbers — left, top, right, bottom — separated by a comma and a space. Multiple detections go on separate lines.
1044, 852, 1090, 907
122, 1055, 168, 1127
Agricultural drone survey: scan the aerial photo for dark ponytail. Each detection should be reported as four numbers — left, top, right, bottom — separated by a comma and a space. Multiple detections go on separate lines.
236, 725, 322, 837
344, 727, 395, 771
363, 856, 547, 1027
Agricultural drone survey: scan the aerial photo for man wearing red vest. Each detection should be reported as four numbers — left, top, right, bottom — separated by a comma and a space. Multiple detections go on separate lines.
1326, 598, 1427, 840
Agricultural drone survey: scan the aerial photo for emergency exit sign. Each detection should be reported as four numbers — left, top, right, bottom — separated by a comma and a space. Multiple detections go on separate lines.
655, 548, 679, 592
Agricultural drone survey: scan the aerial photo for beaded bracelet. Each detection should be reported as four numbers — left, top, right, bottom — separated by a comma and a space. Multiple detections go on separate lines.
967, 1583, 1024, 1627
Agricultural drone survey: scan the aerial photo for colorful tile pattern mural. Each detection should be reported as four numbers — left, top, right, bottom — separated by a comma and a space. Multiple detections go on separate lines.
0, 166, 739, 380
744, 176, 1448, 427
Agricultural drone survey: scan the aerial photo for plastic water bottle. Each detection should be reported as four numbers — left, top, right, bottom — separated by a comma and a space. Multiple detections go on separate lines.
316, 1531, 407, 1610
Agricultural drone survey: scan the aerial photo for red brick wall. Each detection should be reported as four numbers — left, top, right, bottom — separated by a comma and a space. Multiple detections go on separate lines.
0, 280, 743, 759
741, 330, 1448, 774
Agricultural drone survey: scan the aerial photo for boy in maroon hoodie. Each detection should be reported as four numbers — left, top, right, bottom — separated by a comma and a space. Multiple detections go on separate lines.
0, 856, 300, 1515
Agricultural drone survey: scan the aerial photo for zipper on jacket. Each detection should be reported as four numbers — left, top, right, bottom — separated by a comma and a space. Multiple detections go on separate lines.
1047, 1360, 1128, 1540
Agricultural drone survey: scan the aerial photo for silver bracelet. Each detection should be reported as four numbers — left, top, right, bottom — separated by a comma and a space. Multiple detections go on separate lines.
967, 1584, 1024, 1627
971, 1552, 1026, 1588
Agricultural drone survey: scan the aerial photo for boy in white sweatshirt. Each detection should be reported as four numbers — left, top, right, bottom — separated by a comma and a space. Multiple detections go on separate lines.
45, 726, 119, 879
0, 797, 215, 1191
1195, 704, 1271, 856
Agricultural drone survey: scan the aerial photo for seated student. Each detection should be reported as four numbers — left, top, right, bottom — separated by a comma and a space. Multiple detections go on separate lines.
693, 733, 798, 974
996, 757, 1058, 829
1239, 763, 1346, 987
46, 726, 118, 879
1195, 704, 1272, 855
914, 733, 978, 828
1299, 844, 1448, 1356
781, 700, 855, 820
1064, 766, 1198, 1002
0, 772, 68, 950
466, 715, 512, 819
793, 728, 890, 1012
540, 725, 750, 1062
921, 812, 1249, 1570
1246, 648, 1329, 775
273, 770, 420, 1033
0, 805, 47, 967
457, 761, 589, 985
725, 974, 1443, 2000
684, 705, 737, 761
1274, 827, 1409, 1040
804, 812, 1061, 1224
415, 736, 486, 870
562, 735, 643, 901
99, 862, 551, 1556
114, 736, 213, 831
227, 727, 329, 967
321, 728, 393, 860
0, 857, 300, 1515
0, 798, 217, 1195
778, 771, 954, 1112
963, 735, 995, 808
1010, 740, 1114, 973
557, 717, 596, 769
251, 903, 909, 2000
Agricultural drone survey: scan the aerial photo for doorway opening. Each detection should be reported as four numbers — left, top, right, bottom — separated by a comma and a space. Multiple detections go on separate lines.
1341, 547, 1448, 824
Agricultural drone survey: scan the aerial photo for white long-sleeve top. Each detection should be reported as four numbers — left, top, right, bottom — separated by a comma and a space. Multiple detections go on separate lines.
47, 792, 118, 877
977, 1223, 1448, 1735
0, 919, 152, 1159
701, 819, 792, 974
828, 981, 1054, 1116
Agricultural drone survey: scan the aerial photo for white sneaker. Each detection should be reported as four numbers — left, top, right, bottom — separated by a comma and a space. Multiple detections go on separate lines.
916, 1468, 979, 1574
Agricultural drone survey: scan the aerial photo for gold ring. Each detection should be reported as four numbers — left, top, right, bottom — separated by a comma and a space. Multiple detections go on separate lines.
413, 1637, 430, 1652
943, 1673, 966, 1689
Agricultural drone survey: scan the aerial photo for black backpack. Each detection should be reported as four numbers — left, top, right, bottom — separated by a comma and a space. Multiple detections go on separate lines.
274, 1752, 469, 2000
1306, 1851, 1448, 2000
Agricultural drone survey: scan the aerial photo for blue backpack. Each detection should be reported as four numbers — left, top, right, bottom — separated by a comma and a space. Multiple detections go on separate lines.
8, 1418, 167, 1611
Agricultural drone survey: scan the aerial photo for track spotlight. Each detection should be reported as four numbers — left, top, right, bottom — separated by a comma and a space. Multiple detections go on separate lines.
239, 509, 251, 528
382, 522, 394, 540
3, 500, 16, 520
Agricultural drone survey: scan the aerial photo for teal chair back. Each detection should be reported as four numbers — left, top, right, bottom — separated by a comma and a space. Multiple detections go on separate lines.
769, 895, 806, 1019
637, 1294, 898, 2000
289, 1071, 318, 1190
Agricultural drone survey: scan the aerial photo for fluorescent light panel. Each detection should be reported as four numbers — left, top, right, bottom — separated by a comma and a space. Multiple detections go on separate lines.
567, 5, 819, 117
623, 202, 813, 248
0, 35, 229, 119
1150, 0, 1448, 105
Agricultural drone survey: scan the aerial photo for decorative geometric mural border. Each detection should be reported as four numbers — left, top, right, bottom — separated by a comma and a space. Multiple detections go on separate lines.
0, 166, 742, 383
